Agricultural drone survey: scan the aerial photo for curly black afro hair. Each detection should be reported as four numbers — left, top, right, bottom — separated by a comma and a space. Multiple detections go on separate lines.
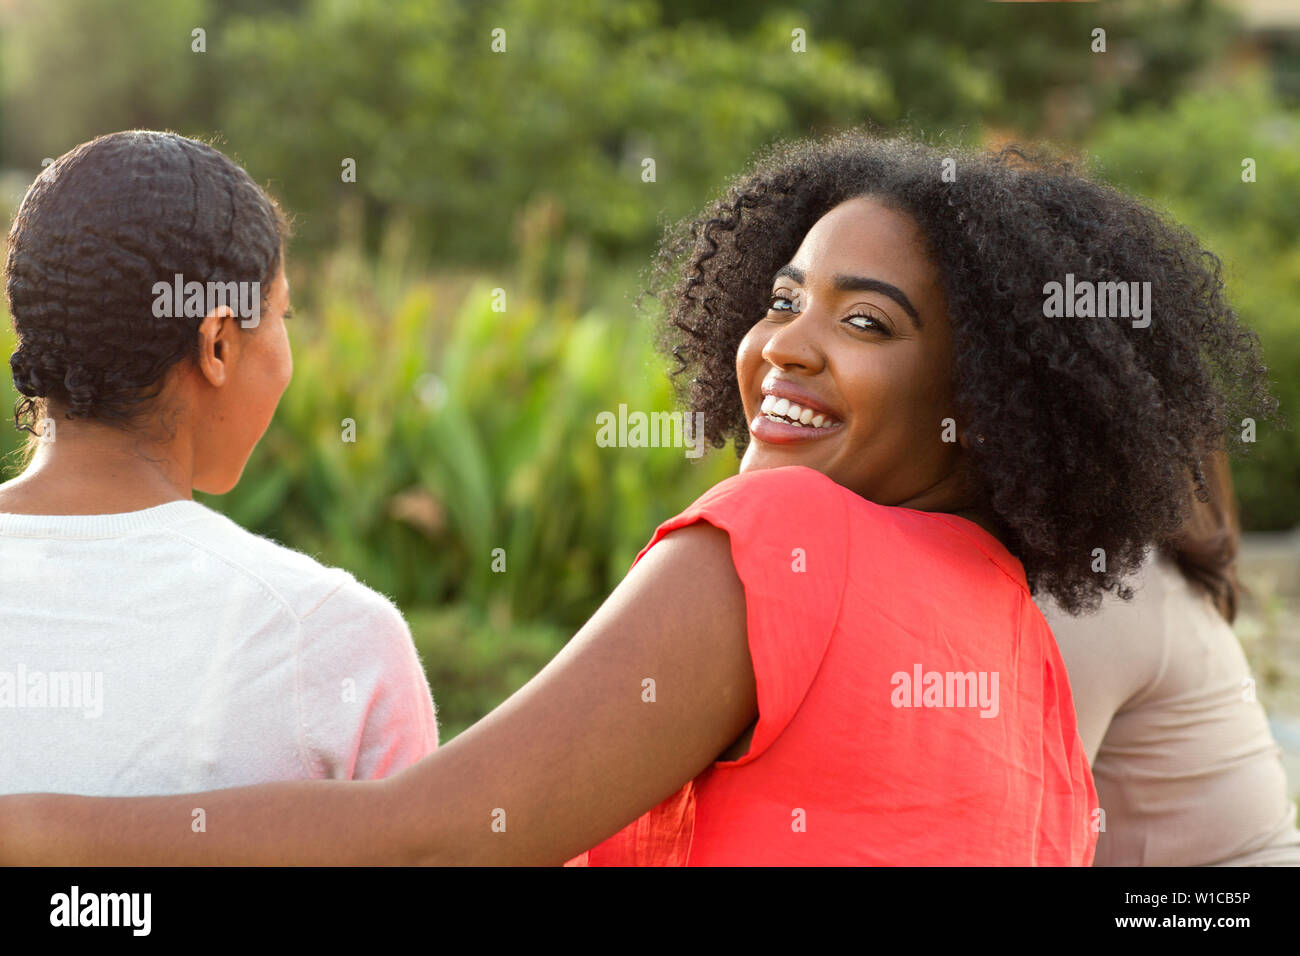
6, 130, 288, 429
646, 129, 1279, 616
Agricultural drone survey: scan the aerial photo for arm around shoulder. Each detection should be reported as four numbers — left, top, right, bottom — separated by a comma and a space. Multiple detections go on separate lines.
0, 523, 752, 866
386, 521, 756, 865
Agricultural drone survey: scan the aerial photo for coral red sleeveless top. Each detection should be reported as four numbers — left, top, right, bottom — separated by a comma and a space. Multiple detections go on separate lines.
567, 466, 1097, 865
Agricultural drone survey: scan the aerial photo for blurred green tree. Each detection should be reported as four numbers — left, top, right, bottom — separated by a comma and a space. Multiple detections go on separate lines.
1, 0, 1241, 271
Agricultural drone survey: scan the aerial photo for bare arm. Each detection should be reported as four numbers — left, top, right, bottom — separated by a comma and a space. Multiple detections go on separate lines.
1, 523, 756, 865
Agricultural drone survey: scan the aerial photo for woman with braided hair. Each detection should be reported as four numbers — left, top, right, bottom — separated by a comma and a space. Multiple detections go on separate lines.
0, 131, 438, 798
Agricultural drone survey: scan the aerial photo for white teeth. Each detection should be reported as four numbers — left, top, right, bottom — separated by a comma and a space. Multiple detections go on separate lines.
759, 392, 839, 428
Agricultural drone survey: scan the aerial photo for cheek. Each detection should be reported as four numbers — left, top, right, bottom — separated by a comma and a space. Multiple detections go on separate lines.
268, 326, 293, 395
734, 328, 767, 415
736, 326, 767, 380
842, 350, 936, 433
241, 333, 291, 432
277, 337, 293, 391
874, 352, 956, 450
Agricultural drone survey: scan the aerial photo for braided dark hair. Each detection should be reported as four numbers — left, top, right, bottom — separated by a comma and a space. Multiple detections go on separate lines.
647, 130, 1279, 615
5, 130, 288, 432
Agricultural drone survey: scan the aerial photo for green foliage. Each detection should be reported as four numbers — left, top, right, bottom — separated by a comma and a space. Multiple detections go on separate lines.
2, 0, 1237, 270
407, 604, 569, 741
207, 0, 897, 264
0, 0, 213, 159
0, 323, 24, 475
199, 230, 733, 632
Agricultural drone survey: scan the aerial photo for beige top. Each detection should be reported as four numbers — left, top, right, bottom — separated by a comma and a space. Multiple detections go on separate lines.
1037, 551, 1300, 866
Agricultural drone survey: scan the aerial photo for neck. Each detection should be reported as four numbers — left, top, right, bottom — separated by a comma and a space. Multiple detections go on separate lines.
0, 416, 193, 515
895, 467, 1006, 549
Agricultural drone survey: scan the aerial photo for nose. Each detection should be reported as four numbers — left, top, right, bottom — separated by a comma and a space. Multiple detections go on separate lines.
761, 294, 826, 373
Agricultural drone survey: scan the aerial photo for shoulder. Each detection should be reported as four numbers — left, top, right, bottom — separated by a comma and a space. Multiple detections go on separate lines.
671, 466, 969, 570
304, 573, 410, 641
1146, 548, 1251, 680
641, 466, 857, 567
161, 501, 362, 622
678, 466, 860, 536
650, 467, 857, 623
696, 464, 855, 504
1036, 549, 1170, 700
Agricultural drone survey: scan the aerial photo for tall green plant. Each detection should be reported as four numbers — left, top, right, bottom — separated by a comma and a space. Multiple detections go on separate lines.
200, 241, 734, 631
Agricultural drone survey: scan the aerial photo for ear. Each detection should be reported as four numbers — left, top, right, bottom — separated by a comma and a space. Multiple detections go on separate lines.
195, 305, 239, 388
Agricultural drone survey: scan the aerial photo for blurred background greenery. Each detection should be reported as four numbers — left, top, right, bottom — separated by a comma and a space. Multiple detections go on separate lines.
1, 0, 1297, 739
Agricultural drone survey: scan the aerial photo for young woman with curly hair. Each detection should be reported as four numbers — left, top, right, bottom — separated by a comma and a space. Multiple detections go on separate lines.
0, 129, 1278, 865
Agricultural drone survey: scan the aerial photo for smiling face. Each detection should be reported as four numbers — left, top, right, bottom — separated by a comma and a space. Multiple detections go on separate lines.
736, 196, 976, 513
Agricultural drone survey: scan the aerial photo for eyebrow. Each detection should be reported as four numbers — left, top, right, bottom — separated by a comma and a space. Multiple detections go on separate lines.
773, 264, 922, 329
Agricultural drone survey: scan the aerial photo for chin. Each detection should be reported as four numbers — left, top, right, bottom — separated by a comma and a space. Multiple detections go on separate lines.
742, 447, 821, 474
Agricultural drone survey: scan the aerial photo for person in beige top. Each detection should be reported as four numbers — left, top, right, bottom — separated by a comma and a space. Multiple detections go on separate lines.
1038, 452, 1300, 866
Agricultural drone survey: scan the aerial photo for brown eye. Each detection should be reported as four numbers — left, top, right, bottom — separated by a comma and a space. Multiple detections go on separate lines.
844, 312, 891, 336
